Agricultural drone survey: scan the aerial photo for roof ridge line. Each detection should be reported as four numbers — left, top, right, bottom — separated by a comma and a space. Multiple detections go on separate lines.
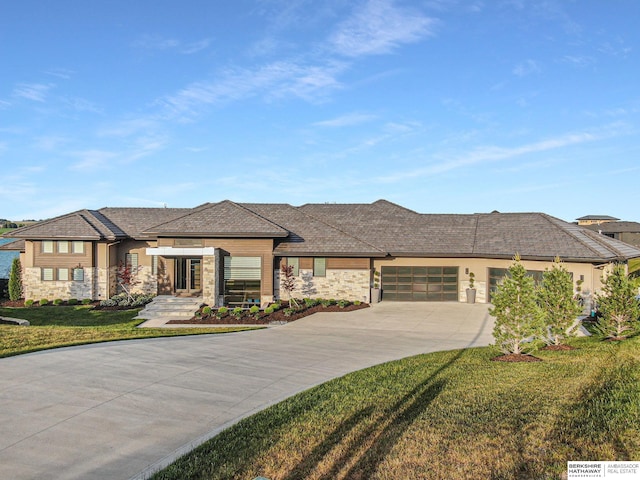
228, 202, 289, 234
541, 213, 610, 258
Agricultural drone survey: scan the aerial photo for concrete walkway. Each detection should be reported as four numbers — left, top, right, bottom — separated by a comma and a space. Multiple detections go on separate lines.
0, 302, 493, 480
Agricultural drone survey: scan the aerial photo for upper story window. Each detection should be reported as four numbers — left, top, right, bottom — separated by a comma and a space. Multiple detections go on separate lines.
42, 241, 54, 253
42, 240, 85, 254
72, 241, 85, 254
58, 241, 69, 253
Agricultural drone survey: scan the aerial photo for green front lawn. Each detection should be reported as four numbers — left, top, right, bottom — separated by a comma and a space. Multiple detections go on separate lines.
0, 305, 259, 358
154, 335, 640, 480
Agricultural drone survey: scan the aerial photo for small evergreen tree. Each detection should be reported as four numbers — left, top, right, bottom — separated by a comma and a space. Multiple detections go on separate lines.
489, 255, 545, 355
8, 257, 22, 301
537, 257, 583, 346
594, 263, 640, 340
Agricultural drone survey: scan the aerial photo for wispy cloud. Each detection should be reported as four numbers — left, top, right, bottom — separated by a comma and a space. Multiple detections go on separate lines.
124, 135, 168, 162
375, 127, 618, 183
561, 55, 595, 68
329, 0, 436, 57
61, 96, 103, 114
132, 34, 211, 54
45, 68, 74, 79
69, 150, 117, 171
13, 83, 54, 102
313, 112, 377, 127
513, 59, 541, 77
158, 60, 346, 118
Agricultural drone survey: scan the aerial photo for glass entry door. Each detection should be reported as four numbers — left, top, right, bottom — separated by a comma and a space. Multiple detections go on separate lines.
176, 258, 202, 294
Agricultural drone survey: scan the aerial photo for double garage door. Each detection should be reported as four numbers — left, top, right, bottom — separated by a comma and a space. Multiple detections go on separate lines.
381, 266, 459, 301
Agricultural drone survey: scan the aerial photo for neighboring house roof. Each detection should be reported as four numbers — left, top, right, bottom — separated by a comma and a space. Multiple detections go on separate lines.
143, 200, 289, 238
0, 239, 25, 252
583, 221, 640, 234
576, 215, 620, 221
3, 200, 640, 262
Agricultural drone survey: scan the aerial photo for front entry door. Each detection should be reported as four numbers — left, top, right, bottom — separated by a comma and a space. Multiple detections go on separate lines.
176, 258, 202, 294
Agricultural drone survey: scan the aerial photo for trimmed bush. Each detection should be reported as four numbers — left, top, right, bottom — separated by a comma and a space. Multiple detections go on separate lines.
283, 307, 296, 317
24, 299, 34, 307
249, 305, 260, 315
53, 299, 63, 306
8, 257, 22, 301
354, 300, 361, 306
82, 298, 92, 305
67, 298, 79, 305
39, 299, 49, 306
202, 306, 212, 316
216, 307, 229, 318
304, 298, 318, 308
264, 306, 275, 315
337, 299, 350, 308
232, 307, 244, 318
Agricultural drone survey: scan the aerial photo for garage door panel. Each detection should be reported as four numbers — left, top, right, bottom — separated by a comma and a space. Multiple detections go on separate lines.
381, 266, 458, 302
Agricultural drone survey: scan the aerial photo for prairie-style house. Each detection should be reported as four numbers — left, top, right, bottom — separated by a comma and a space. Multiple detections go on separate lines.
3, 200, 640, 306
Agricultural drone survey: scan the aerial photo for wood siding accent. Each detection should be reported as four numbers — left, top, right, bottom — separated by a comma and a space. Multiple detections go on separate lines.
300, 257, 313, 269
326, 257, 369, 269
33, 241, 92, 268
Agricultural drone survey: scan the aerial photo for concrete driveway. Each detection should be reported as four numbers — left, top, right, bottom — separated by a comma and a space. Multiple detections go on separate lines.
0, 302, 493, 480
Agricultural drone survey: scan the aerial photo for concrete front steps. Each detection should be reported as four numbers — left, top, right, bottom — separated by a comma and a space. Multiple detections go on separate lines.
135, 295, 203, 327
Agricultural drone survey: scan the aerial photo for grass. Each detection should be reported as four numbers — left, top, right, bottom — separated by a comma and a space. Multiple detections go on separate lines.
153, 335, 640, 480
0, 305, 260, 358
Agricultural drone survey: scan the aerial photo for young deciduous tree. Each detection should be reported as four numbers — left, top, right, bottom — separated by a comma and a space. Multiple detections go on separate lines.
280, 264, 299, 309
8, 257, 22, 301
594, 263, 640, 340
116, 261, 142, 302
489, 255, 545, 355
537, 257, 583, 346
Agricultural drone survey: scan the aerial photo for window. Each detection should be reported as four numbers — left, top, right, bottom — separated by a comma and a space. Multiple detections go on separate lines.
42, 241, 54, 253
57, 241, 69, 253
125, 253, 139, 269
73, 268, 84, 281
42, 268, 54, 281
287, 257, 299, 276
57, 268, 69, 281
313, 258, 326, 277
72, 241, 84, 254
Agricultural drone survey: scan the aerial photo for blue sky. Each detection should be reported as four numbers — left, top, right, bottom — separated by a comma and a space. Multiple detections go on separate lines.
1, 0, 639, 222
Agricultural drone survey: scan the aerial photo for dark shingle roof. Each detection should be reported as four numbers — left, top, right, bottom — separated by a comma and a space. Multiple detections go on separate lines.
241, 203, 385, 256
0, 239, 25, 252
143, 200, 288, 237
5, 200, 640, 262
3, 210, 125, 240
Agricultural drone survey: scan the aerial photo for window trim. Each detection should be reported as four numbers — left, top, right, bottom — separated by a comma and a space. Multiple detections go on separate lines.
73, 267, 85, 282
42, 241, 54, 254
72, 241, 85, 254
42, 267, 54, 281
57, 268, 69, 281
57, 241, 69, 254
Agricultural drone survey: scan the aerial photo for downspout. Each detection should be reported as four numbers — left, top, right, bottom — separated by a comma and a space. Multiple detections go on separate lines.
104, 241, 121, 299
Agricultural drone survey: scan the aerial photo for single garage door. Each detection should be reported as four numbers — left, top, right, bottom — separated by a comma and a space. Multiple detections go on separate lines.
381, 266, 459, 301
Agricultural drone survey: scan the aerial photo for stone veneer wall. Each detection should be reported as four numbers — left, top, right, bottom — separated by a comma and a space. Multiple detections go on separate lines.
275, 269, 370, 303
202, 255, 216, 306
23, 267, 96, 301
123, 266, 157, 296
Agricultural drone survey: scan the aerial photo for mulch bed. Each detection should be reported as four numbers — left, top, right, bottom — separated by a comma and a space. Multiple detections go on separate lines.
491, 353, 543, 362
167, 302, 370, 325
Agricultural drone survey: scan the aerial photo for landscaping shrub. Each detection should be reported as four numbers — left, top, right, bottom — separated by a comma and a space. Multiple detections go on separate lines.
283, 307, 296, 317
304, 298, 318, 308
272, 302, 281, 311
232, 307, 244, 318
337, 299, 350, 308
264, 306, 275, 315
594, 263, 640, 340
82, 298, 92, 305
67, 298, 79, 305
249, 305, 260, 315
216, 307, 228, 318
202, 306, 212, 316
354, 300, 361, 306
39, 299, 49, 306
8, 257, 22, 301
99, 292, 154, 308
490, 255, 545, 355
53, 299, 63, 306
320, 299, 332, 308
24, 299, 34, 307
